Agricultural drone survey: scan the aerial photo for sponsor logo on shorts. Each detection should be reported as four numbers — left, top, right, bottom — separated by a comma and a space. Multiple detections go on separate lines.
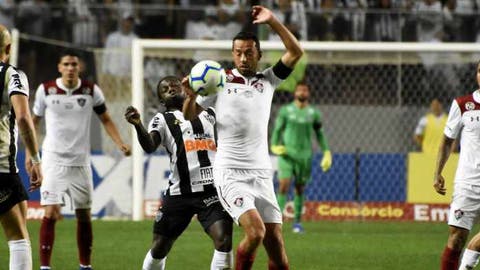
155, 210, 163, 222
203, 195, 219, 207
0, 188, 12, 203
41, 191, 58, 201
234, 197, 243, 208
454, 209, 464, 220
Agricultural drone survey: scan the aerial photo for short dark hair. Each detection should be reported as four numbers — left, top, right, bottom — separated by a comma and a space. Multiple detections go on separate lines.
156, 75, 180, 101
58, 49, 80, 63
232, 31, 260, 52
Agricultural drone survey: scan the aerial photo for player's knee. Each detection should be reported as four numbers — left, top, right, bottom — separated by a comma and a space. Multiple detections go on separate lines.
150, 236, 175, 259
448, 227, 469, 250
245, 226, 266, 246
214, 234, 232, 252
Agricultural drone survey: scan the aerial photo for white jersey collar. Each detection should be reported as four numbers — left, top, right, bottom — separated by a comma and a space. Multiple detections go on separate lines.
56, 78, 82, 92
473, 90, 480, 103
232, 68, 262, 79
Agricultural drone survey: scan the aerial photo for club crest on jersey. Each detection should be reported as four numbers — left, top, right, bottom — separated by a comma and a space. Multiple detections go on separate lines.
454, 209, 464, 220
82, 87, 91, 95
48, 87, 57, 95
466, 102, 475, 111
253, 82, 264, 93
226, 73, 234, 82
77, 98, 86, 107
234, 197, 244, 207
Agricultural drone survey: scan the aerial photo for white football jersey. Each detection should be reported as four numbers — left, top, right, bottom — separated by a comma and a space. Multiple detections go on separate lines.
197, 67, 283, 169
0, 63, 30, 173
33, 78, 106, 166
444, 90, 480, 184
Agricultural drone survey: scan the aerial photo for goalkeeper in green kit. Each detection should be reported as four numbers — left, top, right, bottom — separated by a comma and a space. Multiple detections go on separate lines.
270, 82, 332, 233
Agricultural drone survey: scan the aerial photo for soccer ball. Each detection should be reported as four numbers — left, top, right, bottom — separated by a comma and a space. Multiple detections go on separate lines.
189, 60, 226, 96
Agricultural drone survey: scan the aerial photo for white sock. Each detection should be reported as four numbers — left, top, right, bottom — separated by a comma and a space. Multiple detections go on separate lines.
8, 239, 32, 270
142, 250, 166, 270
210, 249, 233, 270
459, 249, 480, 270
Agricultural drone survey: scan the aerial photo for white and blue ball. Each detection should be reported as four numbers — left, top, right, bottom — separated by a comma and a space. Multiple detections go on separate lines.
189, 60, 226, 96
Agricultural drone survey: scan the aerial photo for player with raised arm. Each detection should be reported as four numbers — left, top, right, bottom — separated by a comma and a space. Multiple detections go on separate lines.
125, 76, 233, 270
270, 82, 332, 233
183, 5, 303, 270
29, 50, 131, 270
434, 62, 480, 270
0, 24, 42, 270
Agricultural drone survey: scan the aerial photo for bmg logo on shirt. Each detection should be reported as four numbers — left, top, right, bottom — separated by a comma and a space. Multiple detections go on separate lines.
184, 138, 216, 152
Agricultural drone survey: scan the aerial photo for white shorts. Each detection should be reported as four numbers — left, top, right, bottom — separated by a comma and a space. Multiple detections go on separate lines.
448, 182, 480, 230
214, 168, 282, 225
40, 163, 93, 209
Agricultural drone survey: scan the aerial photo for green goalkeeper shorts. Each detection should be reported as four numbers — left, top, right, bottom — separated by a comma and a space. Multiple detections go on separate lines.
277, 155, 312, 184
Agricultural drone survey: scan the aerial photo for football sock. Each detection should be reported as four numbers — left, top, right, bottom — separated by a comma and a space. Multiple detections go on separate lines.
142, 250, 166, 270
77, 220, 93, 266
441, 246, 461, 270
293, 194, 304, 223
236, 246, 255, 270
277, 194, 286, 213
210, 249, 233, 270
459, 249, 480, 270
268, 259, 289, 270
8, 239, 32, 270
40, 217, 56, 267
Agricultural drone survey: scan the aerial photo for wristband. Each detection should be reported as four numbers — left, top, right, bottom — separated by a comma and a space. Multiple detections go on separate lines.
31, 153, 41, 164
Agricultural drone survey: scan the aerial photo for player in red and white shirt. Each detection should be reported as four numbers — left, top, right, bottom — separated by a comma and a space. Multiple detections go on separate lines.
434, 62, 480, 270
28, 50, 131, 270
183, 6, 303, 270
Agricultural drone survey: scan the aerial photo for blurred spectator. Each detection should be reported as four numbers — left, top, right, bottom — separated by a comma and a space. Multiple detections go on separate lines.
185, 6, 224, 40
0, 0, 15, 29
136, 0, 176, 38
442, 0, 461, 42
68, 0, 99, 46
17, 0, 51, 37
413, 98, 447, 154
365, 0, 402, 41
269, 0, 307, 41
453, 0, 479, 42
414, 0, 442, 42
102, 11, 137, 76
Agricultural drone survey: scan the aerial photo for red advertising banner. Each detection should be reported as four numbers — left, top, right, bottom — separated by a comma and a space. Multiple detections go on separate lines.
26, 200, 450, 222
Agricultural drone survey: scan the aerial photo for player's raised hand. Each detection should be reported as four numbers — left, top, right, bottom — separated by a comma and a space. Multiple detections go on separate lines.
125, 106, 141, 125
28, 163, 42, 192
251, 5, 275, 25
182, 76, 197, 98
433, 174, 447, 195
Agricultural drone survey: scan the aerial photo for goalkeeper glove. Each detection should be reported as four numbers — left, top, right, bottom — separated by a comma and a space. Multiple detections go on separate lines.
320, 150, 332, 172
270, 145, 287, 155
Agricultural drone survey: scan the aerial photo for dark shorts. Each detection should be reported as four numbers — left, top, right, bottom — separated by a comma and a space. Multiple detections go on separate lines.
153, 190, 232, 238
0, 173, 29, 215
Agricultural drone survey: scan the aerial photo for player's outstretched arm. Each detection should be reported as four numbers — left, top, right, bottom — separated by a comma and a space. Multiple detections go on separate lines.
99, 110, 131, 156
251, 5, 303, 68
124, 106, 161, 153
182, 76, 204, 120
11, 94, 42, 191
433, 135, 455, 195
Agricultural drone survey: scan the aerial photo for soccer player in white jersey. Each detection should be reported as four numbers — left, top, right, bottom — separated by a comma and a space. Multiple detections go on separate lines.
27, 50, 131, 270
125, 76, 233, 270
434, 62, 480, 270
0, 24, 42, 270
183, 5, 303, 270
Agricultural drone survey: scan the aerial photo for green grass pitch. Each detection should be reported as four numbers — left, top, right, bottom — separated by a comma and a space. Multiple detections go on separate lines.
0, 219, 460, 269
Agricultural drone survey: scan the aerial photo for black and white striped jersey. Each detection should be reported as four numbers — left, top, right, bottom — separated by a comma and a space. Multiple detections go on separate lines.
148, 108, 217, 196
0, 62, 29, 173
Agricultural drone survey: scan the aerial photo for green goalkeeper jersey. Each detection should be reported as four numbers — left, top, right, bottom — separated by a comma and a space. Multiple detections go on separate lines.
271, 102, 329, 159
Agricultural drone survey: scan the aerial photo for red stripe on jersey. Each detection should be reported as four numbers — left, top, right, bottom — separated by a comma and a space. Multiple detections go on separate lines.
226, 69, 245, 84
43, 80, 66, 96
72, 80, 94, 96
456, 94, 480, 115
